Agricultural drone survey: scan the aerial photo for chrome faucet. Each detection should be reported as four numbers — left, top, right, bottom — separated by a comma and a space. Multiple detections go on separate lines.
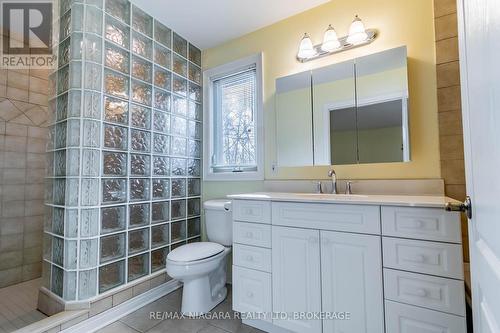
327, 169, 337, 194
345, 181, 353, 195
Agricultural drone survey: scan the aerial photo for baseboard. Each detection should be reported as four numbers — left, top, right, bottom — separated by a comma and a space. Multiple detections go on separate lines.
61, 279, 182, 333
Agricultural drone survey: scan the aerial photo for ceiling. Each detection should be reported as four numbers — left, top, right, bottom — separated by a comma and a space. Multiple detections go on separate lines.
131, 0, 330, 50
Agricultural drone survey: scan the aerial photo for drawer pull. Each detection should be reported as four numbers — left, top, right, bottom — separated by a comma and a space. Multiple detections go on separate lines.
245, 231, 254, 238
407, 254, 426, 263
246, 291, 254, 298
245, 208, 254, 215
404, 288, 428, 298
246, 255, 254, 262
414, 220, 424, 228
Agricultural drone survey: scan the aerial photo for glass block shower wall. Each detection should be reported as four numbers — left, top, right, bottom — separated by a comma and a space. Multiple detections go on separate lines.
44, 0, 202, 301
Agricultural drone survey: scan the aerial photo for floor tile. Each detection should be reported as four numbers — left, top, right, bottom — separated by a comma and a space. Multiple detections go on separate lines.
96, 321, 140, 333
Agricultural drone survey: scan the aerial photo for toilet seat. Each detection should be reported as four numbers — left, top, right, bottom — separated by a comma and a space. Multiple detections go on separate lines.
167, 242, 225, 262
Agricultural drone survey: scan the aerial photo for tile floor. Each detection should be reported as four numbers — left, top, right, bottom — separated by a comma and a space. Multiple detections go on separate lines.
0, 278, 47, 333
96, 286, 264, 333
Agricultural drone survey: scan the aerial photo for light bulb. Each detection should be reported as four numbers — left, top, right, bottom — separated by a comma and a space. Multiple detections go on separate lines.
346, 15, 368, 45
297, 33, 317, 59
321, 25, 341, 52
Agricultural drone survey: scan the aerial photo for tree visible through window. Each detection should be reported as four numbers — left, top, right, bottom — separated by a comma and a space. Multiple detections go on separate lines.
213, 68, 257, 172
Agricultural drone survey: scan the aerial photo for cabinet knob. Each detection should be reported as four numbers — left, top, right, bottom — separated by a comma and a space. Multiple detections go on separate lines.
406, 288, 428, 298
246, 291, 254, 298
246, 255, 254, 262
414, 220, 424, 228
408, 254, 426, 263
245, 231, 254, 238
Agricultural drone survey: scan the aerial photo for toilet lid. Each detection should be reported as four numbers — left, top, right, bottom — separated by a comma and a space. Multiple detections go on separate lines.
167, 242, 225, 262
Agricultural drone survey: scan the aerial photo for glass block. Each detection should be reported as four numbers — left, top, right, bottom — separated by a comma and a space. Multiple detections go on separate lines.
79, 239, 98, 269
128, 228, 149, 254
105, 15, 129, 48
102, 151, 127, 176
66, 179, 79, 207
154, 20, 171, 48
188, 217, 201, 237
105, 42, 129, 74
153, 133, 169, 154
188, 121, 202, 139
81, 178, 99, 206
100, 233, 125, 263
154, 43, 171, 69
64, 240, 78, 269
63, 90, 83, 119
188, 101, 202, 121
172, 75, 187, 96
101, 205, 126, 233
129, 203, 150, 227
52, 208, 64, 236
188, 64, 201, 84
171, 200, 186, 220
102, 178, 127, 204
104, 95, 129, 124
188, 159, 201, 177
171, 220, 186, 243
83, 119, 101, 147
130, 178, 150, 201
51, 265, 63, 297
53, 179, 66, 205
152, 179, 170, 200
83, 90, 101, 119
130, 154, 150, 176
171, 95, 187, 117
151, 246, 168, 272
81, 208, 99, 237
188, 178, 201, 196
66, 270, 77, 301
105, 0, 130, 24
104, 123, 128, 150
132, 56, 152, 82
188, 44, 201, 66
132, 31, 153, 60
104, 69, 129, 99
54, 149, 79, 177
85, 33, 102, 63
173, 54, 187, 77
79, 269, 97, 300
171, 178, 186, 198
171, 158, 186, 176
171, 137, 187, 156
153, 156, 170, 176
189, 83, 202, 102
151, 224, 169, 248
59, 34, 82, 68
188, 237, 201, 244
154, 66, 171, 91
55, 121, 67, 149
57, 65, 70, 94
132, 5, 152, 37
43, 234, 52, 260
131, 104, 151, 129
154, 88, 170, 111
85, 5, 103, 35
173, 32, 187, 57
64, 209, 79, 238
188, 140, 201, 158
69, 61, 83, 89
67, 119, 80, 147
128, 253, 149, 282
131, 129, 151, 152
131, 80, 152, 106
152, 201, 169, 223
188, 198, 201, 217
171, 115, 187, 136
153, 110, 169, 133
99, 260, 125, 293
86, 0, 103, 9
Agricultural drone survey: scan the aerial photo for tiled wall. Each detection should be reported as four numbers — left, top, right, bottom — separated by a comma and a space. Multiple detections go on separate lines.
0, 68, 49, 288
434, 0, 468, 261
43, 0, 202, 302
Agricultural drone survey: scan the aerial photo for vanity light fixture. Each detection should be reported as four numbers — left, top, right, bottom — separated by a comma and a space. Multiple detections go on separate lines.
297, 15, 376, 62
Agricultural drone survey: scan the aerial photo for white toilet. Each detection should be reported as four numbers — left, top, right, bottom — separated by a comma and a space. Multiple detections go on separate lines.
166, 199, 232, 316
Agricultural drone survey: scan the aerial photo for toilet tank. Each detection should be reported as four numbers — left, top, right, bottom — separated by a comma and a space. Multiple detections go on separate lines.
204, 200, 232, 246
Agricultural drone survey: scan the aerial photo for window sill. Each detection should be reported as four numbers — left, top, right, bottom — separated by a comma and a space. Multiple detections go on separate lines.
203, 170, 264, 181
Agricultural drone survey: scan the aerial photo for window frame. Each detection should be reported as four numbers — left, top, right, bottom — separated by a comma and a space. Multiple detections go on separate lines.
203, 53, 264, 181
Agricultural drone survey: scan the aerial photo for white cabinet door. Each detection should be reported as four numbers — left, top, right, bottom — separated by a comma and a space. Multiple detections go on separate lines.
320, 231, 384, 333
272, 226, 322, 333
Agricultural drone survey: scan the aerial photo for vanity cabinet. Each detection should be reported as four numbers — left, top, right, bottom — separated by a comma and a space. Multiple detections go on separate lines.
231, 197, 466, 333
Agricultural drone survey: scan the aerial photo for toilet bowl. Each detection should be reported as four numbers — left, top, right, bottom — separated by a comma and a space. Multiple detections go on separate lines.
165, 200, 232, 316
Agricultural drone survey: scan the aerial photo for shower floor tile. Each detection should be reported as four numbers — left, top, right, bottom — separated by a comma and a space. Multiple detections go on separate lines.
0, 278, 47, 333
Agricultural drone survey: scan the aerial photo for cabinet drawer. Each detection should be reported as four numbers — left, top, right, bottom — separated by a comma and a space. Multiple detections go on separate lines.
385, 300, 466, 333
234, 244, 271, 272
234, 222, 271, 248
384, 269, 466, 316
233, 200, 271, 224
232, 266, 272, 321
382, 206, 461, 243
272, 202, 380, 234
383, 237, 463, 279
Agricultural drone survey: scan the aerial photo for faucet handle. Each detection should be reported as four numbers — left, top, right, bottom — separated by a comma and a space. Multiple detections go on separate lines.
314, 181, 323, 194
345, 181, 353, 195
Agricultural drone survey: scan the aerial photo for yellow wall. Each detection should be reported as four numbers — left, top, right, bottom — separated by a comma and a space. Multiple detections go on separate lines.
202, 0, 439, 198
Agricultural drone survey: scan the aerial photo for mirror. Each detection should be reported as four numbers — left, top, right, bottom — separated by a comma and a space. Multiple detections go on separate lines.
276, 71, 313, 166
275, 46, 409, 167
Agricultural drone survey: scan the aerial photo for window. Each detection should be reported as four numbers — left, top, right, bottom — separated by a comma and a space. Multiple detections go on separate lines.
204, 54, 263, 181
